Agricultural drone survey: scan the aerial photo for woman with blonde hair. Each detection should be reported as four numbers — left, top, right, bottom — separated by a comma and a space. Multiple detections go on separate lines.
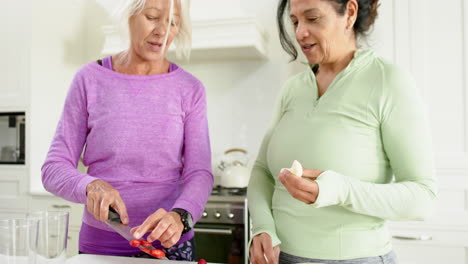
42, 0, 212, 260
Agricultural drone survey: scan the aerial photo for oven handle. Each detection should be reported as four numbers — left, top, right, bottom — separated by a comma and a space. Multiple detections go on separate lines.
194, 228, 233, 235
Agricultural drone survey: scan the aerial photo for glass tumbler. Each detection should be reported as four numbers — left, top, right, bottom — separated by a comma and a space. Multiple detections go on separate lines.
28, 211, 69, 264
0, 217, 39, 264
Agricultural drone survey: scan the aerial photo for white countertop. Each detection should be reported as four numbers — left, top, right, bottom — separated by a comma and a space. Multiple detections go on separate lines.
67, 254, 197, 264
65, 255, 328, 264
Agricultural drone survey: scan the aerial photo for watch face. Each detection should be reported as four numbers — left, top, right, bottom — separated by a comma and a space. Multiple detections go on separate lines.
186, 214, 193, 228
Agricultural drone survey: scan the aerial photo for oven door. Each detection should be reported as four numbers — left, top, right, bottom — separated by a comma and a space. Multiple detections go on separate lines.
194, 223, 245, 264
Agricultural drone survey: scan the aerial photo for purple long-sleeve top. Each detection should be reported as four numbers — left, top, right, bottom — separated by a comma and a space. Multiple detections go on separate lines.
41, 57, 213, 255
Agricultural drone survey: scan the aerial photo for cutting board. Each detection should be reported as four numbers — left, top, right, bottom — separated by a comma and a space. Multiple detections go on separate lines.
66, 254, 198, 264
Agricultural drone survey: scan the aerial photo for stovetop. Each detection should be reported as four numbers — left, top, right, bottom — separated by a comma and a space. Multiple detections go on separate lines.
207, 185, 247, 204
208, 194, 247, 203
211, 185, 247, 196
198, 186, 248, 224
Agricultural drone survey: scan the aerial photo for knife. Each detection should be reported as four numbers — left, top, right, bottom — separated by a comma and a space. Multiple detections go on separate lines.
107, 207, 169, 259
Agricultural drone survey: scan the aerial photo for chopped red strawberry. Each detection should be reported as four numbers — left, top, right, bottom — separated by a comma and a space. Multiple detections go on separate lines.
150, 249, 166, 258
129, 239, 141, 247
140, 240, 152, 247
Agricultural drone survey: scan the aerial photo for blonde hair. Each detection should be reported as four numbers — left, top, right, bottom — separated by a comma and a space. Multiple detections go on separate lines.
113, 0, 192, 60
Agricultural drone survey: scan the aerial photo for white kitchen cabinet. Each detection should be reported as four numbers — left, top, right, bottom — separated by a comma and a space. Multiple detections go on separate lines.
0, 166, 30, 217
0, 1, 88, 257
0, 1, 31, 109
393, 243, 465, 264
67, 227, 81, 257
379, 0, 468, 262
389, 221, 468, 264
0, 211, 28, 221
0, 0, 31, 220
0, 0, 87, 222
28, 196, 84, 229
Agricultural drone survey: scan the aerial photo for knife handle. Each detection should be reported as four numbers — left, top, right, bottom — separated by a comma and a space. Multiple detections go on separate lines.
108, 206, 122, 223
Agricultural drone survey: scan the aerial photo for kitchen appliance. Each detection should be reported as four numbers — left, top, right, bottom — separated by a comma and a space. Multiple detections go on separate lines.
217, 148, 250, 188
0, 112, 26, 164
194, 185, 249, 264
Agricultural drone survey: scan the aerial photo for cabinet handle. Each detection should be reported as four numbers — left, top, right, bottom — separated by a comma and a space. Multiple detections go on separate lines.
52, 205, 71, 209
194, 228, 232, 235
392, 235, 432, 241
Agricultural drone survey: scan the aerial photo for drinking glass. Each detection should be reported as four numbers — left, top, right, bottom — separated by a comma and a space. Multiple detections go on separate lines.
28, 211, 69, 264
0, 217, 39, 264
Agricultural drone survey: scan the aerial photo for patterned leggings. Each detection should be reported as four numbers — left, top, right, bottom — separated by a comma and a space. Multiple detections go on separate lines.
79, 238, 196, 261
132, 238, 196, 261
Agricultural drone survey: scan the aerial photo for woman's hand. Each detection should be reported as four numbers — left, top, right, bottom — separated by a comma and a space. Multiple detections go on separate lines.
250, 233, 280, 264
278, 168, 323, 204
86, 180, 129, 224
131, 208, 184, 248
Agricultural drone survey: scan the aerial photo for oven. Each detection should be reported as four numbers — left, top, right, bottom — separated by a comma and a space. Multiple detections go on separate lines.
0, 112, 26, 164
194, 188, 249, 264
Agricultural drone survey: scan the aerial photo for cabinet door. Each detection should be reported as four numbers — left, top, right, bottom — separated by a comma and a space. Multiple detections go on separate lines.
67, 227, 81, 257
28, 196, 84, 228
376, 0, 468, 262
0, 1, 30, 109
0, 166, 29, 214
390, 223, 468, 264
393, 243, 465, 264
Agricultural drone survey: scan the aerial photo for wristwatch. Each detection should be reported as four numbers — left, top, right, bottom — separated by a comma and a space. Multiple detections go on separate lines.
171, 208, 194, 234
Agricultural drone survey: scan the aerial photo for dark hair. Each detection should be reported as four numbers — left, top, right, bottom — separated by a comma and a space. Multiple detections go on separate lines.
277, 0, 380, 61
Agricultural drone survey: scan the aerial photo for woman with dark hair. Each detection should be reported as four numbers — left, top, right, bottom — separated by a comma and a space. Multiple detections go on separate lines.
247, 1, 437, 264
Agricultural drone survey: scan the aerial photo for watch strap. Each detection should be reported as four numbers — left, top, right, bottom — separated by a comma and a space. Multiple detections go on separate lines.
171, 208, 193, 234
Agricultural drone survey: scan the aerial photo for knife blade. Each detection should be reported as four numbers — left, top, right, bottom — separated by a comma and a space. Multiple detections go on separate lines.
107, 207, 169, 260
106, 207, 135, 241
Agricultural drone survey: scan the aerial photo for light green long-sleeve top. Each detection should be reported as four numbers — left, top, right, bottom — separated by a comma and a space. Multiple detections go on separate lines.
247, 49, 437, 260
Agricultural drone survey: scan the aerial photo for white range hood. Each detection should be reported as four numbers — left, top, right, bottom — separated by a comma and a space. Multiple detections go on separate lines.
100, 1, 268, 61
